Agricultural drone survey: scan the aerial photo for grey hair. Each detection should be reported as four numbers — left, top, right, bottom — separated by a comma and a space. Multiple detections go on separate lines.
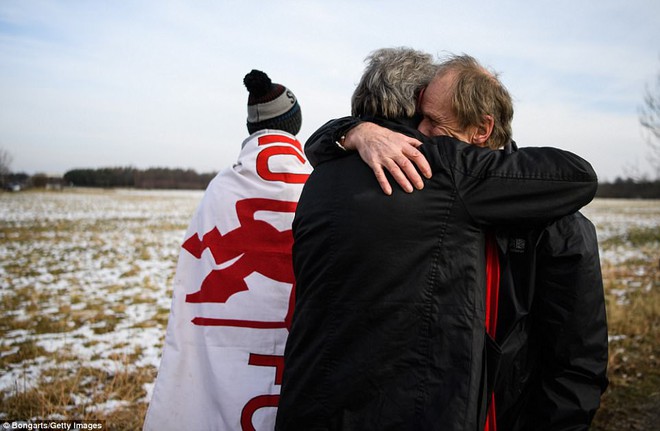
351, 47, 437, 119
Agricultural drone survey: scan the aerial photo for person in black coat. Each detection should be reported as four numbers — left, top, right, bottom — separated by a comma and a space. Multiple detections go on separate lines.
301, 48, 608, 431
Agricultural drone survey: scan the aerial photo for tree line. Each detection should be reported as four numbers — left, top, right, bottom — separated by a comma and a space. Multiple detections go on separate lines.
1, 164, 658, 197
595, 178, 660, 199
60, 168, 660, 197
62, 167, 216, 190
51, 166, 660, 197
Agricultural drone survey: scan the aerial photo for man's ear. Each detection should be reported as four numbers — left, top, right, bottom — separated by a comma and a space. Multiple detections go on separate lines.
471, 115, 494, 146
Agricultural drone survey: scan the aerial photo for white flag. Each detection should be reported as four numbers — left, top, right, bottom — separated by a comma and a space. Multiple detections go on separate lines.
144, 130, 312, 431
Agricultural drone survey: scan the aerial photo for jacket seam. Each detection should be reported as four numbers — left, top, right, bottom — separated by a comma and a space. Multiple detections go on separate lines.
317, 177, 342, 419
414, 187, 456, 419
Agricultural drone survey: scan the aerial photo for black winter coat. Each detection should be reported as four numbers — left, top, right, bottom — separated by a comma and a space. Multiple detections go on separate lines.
493, 210, 609, 430
276, 118, 598, 431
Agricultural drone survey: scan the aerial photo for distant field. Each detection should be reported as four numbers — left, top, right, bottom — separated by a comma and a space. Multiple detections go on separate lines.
0, 189, 202, 429
0, 190, 658, 430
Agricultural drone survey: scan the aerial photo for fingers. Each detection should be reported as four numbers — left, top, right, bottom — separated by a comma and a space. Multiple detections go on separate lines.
403, 145, 432, 179
380, 138, 430, 193
350, 122, 432, 194
368, 157, 412, 195
390, 156, 423, 192
373, 167, 393, 196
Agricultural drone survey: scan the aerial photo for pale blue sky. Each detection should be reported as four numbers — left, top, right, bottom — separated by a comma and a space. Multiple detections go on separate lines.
1, 0, 659, 181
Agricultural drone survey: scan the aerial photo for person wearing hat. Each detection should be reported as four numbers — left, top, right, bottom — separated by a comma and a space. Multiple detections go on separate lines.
143, 70, 311, 431
245, 69, 302, 136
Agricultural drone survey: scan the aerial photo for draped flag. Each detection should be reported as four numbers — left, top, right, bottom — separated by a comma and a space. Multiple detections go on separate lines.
143, 130, 311, 431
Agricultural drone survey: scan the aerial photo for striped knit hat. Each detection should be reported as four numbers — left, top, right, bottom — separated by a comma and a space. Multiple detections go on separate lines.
244, 70, 302, 136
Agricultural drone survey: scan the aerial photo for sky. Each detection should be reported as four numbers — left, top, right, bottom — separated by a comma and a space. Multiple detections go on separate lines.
0, 0, 659, 181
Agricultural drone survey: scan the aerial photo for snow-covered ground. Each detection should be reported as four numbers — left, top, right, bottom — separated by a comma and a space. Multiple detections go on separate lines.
582, 198, 660, 265
0, 189, 202, 413
0, 190, 658, 416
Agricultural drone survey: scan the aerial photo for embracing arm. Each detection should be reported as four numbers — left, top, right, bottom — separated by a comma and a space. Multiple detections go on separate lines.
308, 119, 598, 222
304, 117, 360, 166
445, 141, 598, 226
305, 117, 431, 195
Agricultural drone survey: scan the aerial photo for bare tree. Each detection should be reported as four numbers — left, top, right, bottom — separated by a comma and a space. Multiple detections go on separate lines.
639, 65, 660, 178
0, 147, 13, 188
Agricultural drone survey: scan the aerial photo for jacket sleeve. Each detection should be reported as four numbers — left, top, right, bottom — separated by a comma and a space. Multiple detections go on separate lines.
446, 141, 598, 226
526, 213, 609, 430
304, 117, 362, 167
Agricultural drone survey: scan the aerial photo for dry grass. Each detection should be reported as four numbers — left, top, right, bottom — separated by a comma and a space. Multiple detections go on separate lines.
1, 191, 658, 430
591, 230, 660, 430
0, 189, 200, 430
1, 357, 154, 430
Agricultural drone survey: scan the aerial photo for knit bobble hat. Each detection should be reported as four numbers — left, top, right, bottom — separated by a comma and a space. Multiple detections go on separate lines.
244, 69, 302, 136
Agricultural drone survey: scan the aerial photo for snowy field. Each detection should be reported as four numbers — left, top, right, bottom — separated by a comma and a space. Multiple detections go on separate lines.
583, 198, 660, 264
0, 189, 202, 416
0, 189, 659, 419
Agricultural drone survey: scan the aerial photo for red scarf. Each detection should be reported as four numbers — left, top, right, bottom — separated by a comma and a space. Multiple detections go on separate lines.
484, 234, 500, 431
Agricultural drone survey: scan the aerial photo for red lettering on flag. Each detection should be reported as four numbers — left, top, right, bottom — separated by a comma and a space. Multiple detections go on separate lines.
256, 135, 309, 184
240, 354, 284, 431
257, 134, 303, 152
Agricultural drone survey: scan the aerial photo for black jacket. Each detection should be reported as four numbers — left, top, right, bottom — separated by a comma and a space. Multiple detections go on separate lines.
276, 118, 598, 431
493, 210, 608, 430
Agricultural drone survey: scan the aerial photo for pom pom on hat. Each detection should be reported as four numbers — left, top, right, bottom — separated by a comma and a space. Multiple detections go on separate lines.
244, 69, 302, 136
244, 70, 274, 101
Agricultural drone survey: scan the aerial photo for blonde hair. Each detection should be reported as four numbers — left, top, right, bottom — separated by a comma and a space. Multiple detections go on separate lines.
437, 54, 513, 149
